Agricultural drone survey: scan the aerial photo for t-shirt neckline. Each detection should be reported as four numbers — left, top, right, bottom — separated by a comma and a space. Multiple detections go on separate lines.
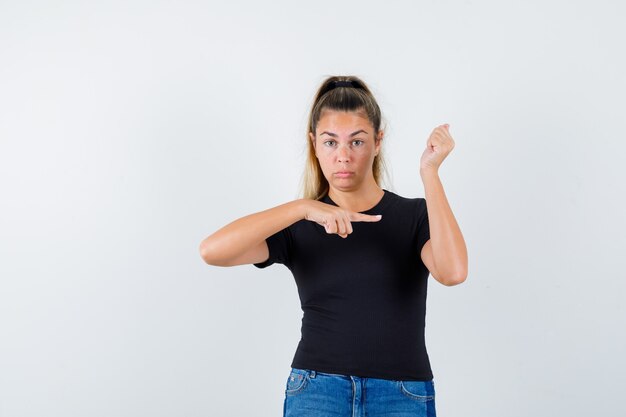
322, 189, 390, 214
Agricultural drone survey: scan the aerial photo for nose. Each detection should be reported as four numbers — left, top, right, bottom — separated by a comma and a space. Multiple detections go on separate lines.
337, 145, 351, 163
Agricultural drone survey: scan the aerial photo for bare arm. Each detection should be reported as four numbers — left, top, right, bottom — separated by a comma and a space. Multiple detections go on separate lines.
420, 169, 468, 286
418, 124, 468, 286
199, 199, 306, 267
199, 198, 383, 267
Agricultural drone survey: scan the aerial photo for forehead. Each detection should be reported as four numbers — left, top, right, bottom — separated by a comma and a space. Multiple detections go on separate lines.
317, 109, 372, 131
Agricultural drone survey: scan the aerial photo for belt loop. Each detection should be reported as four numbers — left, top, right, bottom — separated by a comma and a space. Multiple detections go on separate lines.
309, 370, 316, 378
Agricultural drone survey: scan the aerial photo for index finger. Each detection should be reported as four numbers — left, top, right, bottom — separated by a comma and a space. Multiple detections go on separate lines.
350, 213, 382, 222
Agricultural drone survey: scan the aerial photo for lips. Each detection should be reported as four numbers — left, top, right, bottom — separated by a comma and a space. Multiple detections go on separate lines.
335, 171, 354, 178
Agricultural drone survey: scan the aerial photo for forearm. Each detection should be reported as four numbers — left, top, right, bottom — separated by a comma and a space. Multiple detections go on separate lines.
199, 199, 306, 265
420, 169, 468, 281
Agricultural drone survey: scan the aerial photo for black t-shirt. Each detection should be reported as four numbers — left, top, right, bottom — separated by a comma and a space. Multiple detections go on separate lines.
254, 189, 433, 381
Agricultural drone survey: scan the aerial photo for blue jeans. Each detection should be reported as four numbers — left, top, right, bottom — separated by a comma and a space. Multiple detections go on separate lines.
283, 367, 436, 417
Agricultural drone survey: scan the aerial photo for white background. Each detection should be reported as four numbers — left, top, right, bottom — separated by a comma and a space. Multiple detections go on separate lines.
1, 1, 625, 416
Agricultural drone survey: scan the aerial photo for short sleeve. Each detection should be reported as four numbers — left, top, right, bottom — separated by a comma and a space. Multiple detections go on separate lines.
415, 198, 430, 254
253, 226, 293, 269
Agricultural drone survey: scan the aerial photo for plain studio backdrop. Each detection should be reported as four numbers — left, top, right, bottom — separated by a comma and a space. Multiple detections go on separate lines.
1, 1, 625, 416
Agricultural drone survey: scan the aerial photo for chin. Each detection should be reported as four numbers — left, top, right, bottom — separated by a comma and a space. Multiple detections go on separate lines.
331, 181, 360, 191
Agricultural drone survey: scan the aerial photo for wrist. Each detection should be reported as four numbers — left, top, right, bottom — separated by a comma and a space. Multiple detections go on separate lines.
420, 168, 439, 178
294, 198, 310, 221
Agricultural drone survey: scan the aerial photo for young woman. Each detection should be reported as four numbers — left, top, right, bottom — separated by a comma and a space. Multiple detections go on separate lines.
199, 75, 467, 417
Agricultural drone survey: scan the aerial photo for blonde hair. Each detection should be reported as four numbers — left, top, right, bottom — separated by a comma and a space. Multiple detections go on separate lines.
299, 75, 390, 200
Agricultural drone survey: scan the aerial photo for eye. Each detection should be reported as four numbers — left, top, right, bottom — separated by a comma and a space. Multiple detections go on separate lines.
323, 140, 336, 147
352, 140, 364, 146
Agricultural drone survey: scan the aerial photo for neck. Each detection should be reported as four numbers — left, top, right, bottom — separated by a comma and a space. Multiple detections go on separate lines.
327, 179, 384, 213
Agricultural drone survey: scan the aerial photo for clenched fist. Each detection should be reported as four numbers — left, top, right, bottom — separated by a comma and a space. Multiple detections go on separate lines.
420, 124, 455, 173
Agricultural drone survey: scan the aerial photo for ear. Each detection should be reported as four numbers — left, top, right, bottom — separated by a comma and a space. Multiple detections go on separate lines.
375, 130, 383, 155
309, 132, 316, 152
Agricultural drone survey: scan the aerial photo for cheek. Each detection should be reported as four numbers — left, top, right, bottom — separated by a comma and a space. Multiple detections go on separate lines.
315, 153, 331, 169
317, 155, 332, 171
355, 149, 375, 162
316, 148, 332, 159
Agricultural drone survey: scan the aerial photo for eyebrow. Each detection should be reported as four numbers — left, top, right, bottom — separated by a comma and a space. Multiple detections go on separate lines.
319, 129, 368, 137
